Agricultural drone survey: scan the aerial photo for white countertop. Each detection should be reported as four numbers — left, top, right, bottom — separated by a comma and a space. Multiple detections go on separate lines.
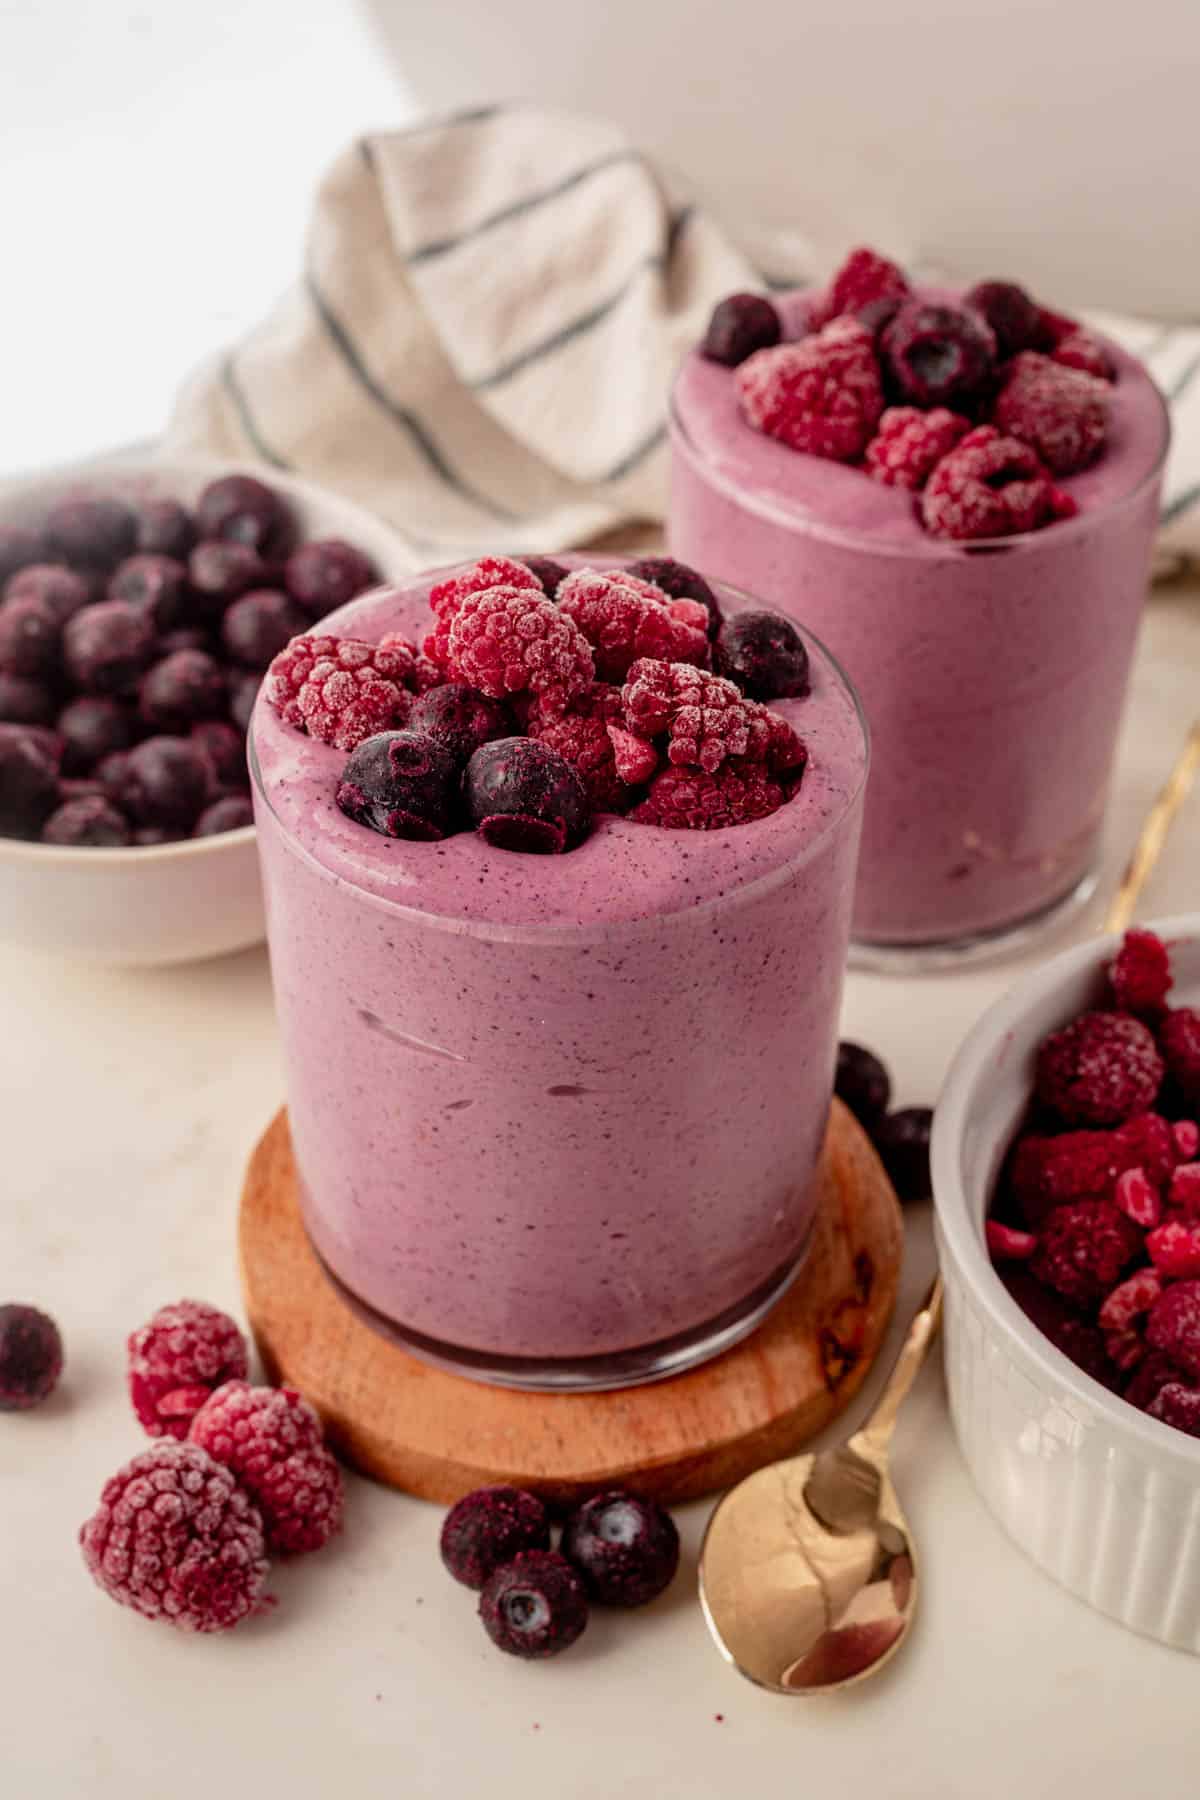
4, 580, 1199, 1798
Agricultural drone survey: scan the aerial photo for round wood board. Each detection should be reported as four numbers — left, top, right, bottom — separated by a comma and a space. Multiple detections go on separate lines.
239, 1099, 904, 1506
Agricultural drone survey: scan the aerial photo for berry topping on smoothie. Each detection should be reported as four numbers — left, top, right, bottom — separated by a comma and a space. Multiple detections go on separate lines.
627, 555, 723, 636
701, 292, 783, 366
336, 729, 462, 840
809, 247, 910, 329
558, 567, 708, 680
864, 407, 971, 491
464, 736, 591, 854
714, 609, 811, 699
881, 300, 996, 410
736, 319, 884, 462
266, 635, 415, 750
922, 426, 1072, 541
993, 352, 1108, 475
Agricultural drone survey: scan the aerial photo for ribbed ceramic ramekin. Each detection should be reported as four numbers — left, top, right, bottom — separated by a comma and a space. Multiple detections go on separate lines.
933, 915, 1200, 1652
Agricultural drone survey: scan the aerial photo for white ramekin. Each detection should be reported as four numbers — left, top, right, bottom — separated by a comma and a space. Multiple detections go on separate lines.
933, 914, 1200, 1652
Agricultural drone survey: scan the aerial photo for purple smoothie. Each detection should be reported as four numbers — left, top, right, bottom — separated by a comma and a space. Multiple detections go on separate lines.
250, 559, 867, 1384
670, 289, 1169, 952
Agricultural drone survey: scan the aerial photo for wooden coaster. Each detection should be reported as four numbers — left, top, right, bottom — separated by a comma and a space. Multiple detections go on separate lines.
239, 1100, 903, 1506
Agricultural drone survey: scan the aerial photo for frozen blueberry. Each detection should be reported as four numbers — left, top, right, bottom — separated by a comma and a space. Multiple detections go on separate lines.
336, 730, 461, 841
517, 556, 570, 598
873, 1107, 934, 1203
113, 736, 208, 831
42, 795, 131, 847
228, 671, 261, 734
0, 599, 60, 682
63, 601, 156, 696
835, 1042, 892, 1130
560, 1490, 680, 1607
158, 628, 212, 656
0, 723, 61, 839
195, 474, 291, 556
94, 749, 131, 806
284, 539, 376, 618
408, 683, 510, 764
188, 541, 270, 614
628, 556, 723, 638
0, 674, 54, 727
701, 293, 782, 366
134, 827, 177, 845
0, 1304, 63, 1410
57, 696, 135, 774
139, 650, 226, 731
193, 794, 254, 836
221, 589, 308, 669
882, 301, 996, 410
440, 1487, 552, 1590
478, 1551, 588, 1659
190, 719, 248, 792
464, 737, 590, 854
108, 554, 187, 631
45, 496, 136, 570
715, 610, 809, 699
0, 525, 46, 586
964, 280, 1045, 359
133, 497, 196, 561
5, 564, 91, 625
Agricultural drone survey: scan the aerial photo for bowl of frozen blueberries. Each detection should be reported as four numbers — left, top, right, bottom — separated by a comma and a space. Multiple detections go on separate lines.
0, 455, 410, 964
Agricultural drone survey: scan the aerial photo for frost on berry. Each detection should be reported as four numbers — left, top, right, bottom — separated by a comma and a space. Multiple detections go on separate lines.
1098, 1268, 1163, 1333
1034, 1009, 1164, 1128
993, 351, 1108, 476
1147, 1383, 1200, 1437
1174, 1121, 1200, 1162
620, 658, 778, 774
864, 407, 970, 490
557, 568, 708, 681
264, 635, 414, 751
525, 684, 632, 813
1146, 1281, 1200, 1380
1169, 1162, 1200, 1217
444, 586, 593, 711
1106, 927, 1172, 1018
629, 761, 787, 830
423, 558, 542, 669
127, 1300, 248, 1441
1160, 1008, 1200, 1104
1008, 1114, 1174, 1226
189, 1380, 343, 1557
1052, 331, 1116, 382
808, 248, 910, 329
607, 724, 659, 787
1146, 1220, 1200, 1279
735, 319, 884, 463
1028, 1199, 1142, 1308
1113, 1166, 1161, 1229
922, 426, 1060, 541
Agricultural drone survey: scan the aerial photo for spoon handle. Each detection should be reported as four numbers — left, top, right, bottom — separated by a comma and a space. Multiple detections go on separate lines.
851, 1274, 943, 1452
1105, 718, 1200, 934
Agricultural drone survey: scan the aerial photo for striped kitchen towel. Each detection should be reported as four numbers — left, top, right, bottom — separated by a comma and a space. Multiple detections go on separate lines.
165, 104, 1200, 574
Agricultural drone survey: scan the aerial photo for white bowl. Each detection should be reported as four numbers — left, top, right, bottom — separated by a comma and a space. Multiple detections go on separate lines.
0, 453, 412, 965
933, 914, 1200, 1652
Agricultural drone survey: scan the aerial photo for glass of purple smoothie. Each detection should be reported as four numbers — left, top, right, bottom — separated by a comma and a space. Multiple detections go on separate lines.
250, 558, 867, 1391
670, 285, 1169, 967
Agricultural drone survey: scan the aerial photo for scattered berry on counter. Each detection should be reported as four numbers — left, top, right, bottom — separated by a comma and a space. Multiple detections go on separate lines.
284, 539, 377, 618
701, 293, 783, 367
993, 352, 1108, 476
626, 557, 723, 637
873, 1108, 933, 1203
714, 608, 810, 699
881, 300, 996, 410
834, 1041, 892, 1129
0, 1303, 63, 1410
464, 736, 591, 854
560, 1490, 680, 1607
1035, 1009, 1164, 1127
735, 318, 884, 462
127, 1299, 249, 1440
336, 729, 462, 841
195, 473, 290, 557
478, 1550, 589, 1659
80, 1440, 270, 1633
189, 1381, 343, 1556
440, 1486, 552, 1589
864, 406, 970, 490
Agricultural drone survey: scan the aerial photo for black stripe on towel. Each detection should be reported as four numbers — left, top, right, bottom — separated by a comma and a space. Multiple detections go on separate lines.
407, 148, 642, 266
1162, 482, 1200, 529
220, 354, 292, 469
1168, 348, 1200, 406
601, 420, 667, 484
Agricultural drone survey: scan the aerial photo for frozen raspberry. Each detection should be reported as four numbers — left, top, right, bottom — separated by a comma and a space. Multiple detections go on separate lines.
1035, 1010, 1163, 1127
221, 589, 308, 670
998, 1267, 1116, 1386
479, 1550, 588, 1659
0, 723, 60, 839
561, 1490, 679, 1607
0, 597, 60, 682
407, 682, 510, 763
43, 795, 132, 847
108, 554, 187, 632
189, 1380, 342, 1557
835, 1042, 892, 1128
607, 724, 659, 786
422, 557, 542, 668
1029, 1199, 1142, 1308
1175, 1120, 1200, 1161
1052, 331, 1115, 383
526, 683, 631, 812
714, 609, 810, 699
465, 736, 591, 853
627, 557, 723, 637
188, 541, 270, 614
440, 1486, 552, 1589
127, 1299, 249, 1439
1106, 927, 1172, 1018
196, 474, 291, 556
985, 1220, 1038, 1261
1170, 1162, 1200, 1216
864, 406, 971, 490
0, 674, 53, 726
810, 249, 910, 329
701, 292, 783, 366
1146, 1220, 1200, 1279
0, 1303, 63, 1409
1146, 1281, 1200, 1379
963, 280, 1045, 358
445, 586, 593, 711
190, 719, 248, 793
873, 1108, 934, 1204
46, 495, 136, 570
0, 524, 46, 585
620, 659, 772, 773
882, 300, 996, 409
4, 563, 90, 624
1098, 1268, 1163, 1333
1119, 1113, 1178, 1186
557, 568, 708, 682
80, 1440, 269, 1633
922, 426, 1058, 541
140, 650, 226, 731
1124, 1350, 1181, 1410
735, 319, 884, 462
133, 497, 195, 561
1159, 1009, 1200, 1104
629, 760, 786, 830
993, 352, 1108, 476
1146, 1382, 1200, 1437
1113, 1166, 1161, 1228
284, 539, 376, 618
194, 795, 254, 836
336, 730, 461, 841
114, 737, 209, 831
62, 601, 156, 696
265, 635, 413, 751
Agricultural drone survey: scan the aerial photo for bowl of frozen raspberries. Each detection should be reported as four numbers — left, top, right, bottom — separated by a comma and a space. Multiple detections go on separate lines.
0, 455, 407, 964
934, 919, 1200, 1650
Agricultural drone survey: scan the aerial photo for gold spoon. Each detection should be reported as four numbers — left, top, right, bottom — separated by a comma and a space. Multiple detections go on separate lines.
699, 718, 1200, 1696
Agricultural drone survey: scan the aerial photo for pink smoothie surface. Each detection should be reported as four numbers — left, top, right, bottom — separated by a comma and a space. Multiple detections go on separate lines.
251, 563, 867, 1364
670, 288, 1169, 947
